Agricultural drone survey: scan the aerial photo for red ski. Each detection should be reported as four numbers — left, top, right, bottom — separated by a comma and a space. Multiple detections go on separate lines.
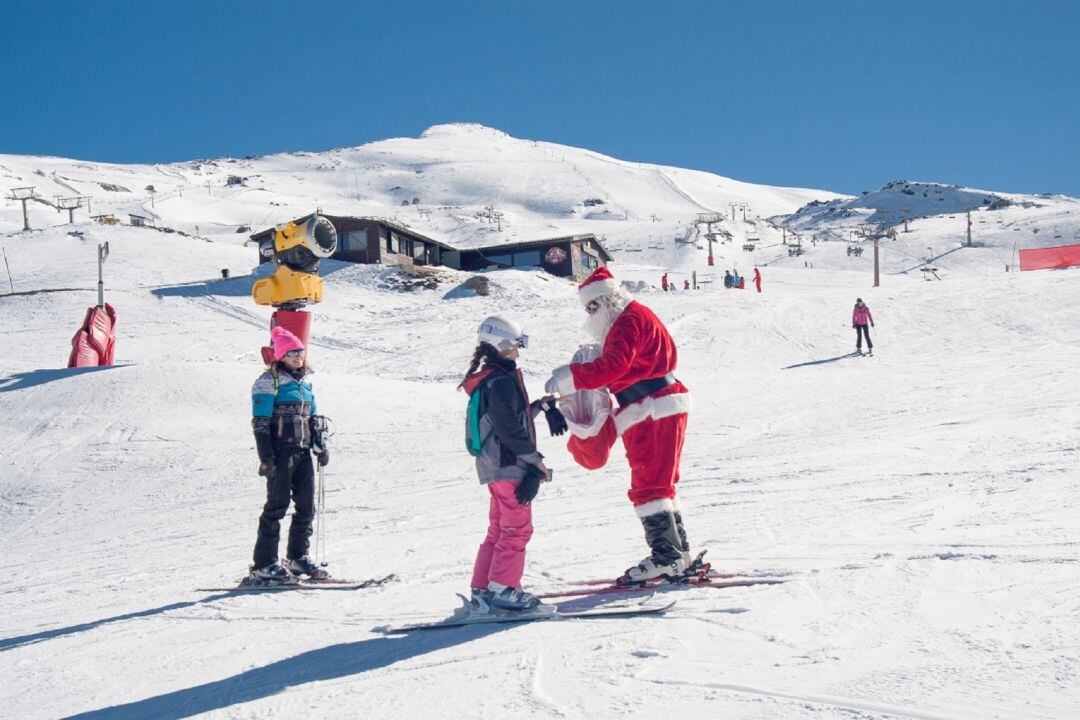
536, 576, 785, 600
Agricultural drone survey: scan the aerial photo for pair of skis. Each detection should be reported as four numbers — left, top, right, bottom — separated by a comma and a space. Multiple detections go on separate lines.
386, 555, 788, 632
195, 573, 397, 593
536, 572, 785, 599
382, 596, 677, 633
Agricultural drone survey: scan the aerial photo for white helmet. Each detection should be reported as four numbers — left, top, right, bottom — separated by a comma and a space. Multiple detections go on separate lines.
478, 314, 528, 351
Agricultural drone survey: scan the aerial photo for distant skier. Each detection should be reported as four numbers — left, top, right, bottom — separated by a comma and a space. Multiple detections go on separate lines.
248, 327, 331, 585
546, 267, 694, 583
460, 315, 562, 613
661, 273, 669, 291
724, 270, 734, 289
753, 267, 762, 293
683, 279, 690, 290
852, 298, 875, 355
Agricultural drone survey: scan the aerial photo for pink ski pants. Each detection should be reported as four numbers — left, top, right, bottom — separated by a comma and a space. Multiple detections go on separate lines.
470, 480, 534, 590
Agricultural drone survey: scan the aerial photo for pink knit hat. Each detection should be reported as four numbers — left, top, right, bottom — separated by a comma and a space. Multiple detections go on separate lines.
578, 266, 619, 305
270, 326, 305, 360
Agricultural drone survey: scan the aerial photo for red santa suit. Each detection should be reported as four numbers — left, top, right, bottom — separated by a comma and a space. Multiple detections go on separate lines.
555, 269, 692, 509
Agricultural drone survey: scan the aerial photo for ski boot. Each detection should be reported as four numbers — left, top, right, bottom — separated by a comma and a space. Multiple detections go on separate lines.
468, 587, 494, 614
285, 555, 331, 581
487, 581, 548, 612
617, 504, 687, 586
243, 561, 297, 587
618, 555, 687, 586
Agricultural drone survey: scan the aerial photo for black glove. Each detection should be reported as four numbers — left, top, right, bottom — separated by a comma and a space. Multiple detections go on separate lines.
253, 423, 276, 478
316, 448, 330, 467
541, 400, 568, 437
515, 465, 543, 506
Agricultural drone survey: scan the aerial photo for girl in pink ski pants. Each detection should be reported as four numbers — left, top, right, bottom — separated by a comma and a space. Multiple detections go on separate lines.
470, 481, 533, 589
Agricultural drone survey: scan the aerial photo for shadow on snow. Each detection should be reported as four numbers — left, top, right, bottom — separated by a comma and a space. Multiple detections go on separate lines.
63, 623, 512, 719
0, 364, 131, 393
782, 352, 862, 369
0, 592, 243, 653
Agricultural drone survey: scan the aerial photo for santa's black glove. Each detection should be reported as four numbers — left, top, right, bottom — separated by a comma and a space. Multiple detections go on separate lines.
258, 460, 276, 479
316, 448, 330, 467
541, 400, 568, 437
515, 465, 543, 506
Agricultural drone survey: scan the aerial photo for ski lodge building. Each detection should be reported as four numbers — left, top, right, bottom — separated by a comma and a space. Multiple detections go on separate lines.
249, 214, 611, 281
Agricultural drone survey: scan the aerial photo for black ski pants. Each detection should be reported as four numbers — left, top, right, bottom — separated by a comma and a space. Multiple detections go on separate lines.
253, 448, 315, 568
855, 324, 873, 351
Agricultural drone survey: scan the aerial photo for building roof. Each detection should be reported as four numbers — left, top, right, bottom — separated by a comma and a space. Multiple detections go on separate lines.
249, 213, 611, 260
467, 234, 612, 261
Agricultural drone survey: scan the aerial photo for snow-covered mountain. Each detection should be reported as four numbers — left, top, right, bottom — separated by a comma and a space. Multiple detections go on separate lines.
0, 122, 832, 250
2, 126, 1079, 719
5, 123, 1077, 284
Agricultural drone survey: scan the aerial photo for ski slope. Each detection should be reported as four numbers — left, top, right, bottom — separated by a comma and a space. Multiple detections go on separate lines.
2, 211, 1079, 718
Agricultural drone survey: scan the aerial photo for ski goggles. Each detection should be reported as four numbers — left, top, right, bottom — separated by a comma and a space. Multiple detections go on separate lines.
283, 349, 305, 358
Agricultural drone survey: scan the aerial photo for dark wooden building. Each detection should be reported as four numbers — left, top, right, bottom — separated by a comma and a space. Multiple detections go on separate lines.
250, 214, 453, 267
250, 215, 610, 280
457, 234, 611, 281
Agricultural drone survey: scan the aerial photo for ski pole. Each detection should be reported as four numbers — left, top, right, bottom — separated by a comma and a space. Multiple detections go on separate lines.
2, 247, 13, 294
315, 461, 327, 566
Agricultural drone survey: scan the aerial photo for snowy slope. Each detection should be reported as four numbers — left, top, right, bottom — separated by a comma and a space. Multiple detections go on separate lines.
2, 128, 1080, 719
2, 215, 1079, 719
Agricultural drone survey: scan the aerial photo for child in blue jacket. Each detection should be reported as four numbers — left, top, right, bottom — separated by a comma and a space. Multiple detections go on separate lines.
248, 326, 330, 585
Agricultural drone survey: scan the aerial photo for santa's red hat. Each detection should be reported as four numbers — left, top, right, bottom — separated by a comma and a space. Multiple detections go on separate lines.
578, 267, 619, 304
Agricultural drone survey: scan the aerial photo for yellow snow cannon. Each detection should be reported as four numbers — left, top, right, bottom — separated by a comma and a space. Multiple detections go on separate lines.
252, 215, 338, 308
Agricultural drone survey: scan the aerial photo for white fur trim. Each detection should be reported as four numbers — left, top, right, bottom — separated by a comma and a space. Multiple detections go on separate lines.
579, 278, 618, 304
634, 497, 676, 517
613, 391, 692, 437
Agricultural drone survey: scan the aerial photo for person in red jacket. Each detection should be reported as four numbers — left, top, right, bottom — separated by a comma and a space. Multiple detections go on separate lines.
753, 267, 762, 293
661, 273, 669, 291
546, 267, 694, 582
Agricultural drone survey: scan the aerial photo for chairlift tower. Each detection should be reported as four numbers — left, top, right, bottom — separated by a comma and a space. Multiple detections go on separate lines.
56, 196, 87, 224
10, 186, 36, 231
739, 203, 751, 222
899, 206, 912, 232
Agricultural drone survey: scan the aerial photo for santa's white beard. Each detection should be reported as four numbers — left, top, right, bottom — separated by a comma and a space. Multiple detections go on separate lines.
583, 298, 623, 342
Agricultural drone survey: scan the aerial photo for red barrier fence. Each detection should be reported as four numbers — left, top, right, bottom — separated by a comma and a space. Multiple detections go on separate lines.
1019, 243, 1080, 271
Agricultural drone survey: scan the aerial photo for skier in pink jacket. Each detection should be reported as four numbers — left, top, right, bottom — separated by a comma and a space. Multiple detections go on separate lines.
852, 298, 874, 354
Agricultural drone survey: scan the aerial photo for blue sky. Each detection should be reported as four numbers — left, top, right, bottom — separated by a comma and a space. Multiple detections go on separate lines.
2, 0, 1077, 196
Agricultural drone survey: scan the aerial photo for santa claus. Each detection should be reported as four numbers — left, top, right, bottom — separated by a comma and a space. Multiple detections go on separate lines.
545, 267, 694, 582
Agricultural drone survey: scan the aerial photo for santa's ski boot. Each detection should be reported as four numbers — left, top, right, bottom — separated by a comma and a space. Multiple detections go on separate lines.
617, 504, 688, 586
286, 555, 331, 581
242, 561, 298, 587
620, 555, 687, 585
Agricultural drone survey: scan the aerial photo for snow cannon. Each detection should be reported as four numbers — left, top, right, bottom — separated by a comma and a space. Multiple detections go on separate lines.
253, 215, 337, 363
252, 215, 338, 308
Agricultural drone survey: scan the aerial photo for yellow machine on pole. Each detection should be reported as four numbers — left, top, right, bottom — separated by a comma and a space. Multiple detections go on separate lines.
252, 215, 338, 362
252, 215, 338, 308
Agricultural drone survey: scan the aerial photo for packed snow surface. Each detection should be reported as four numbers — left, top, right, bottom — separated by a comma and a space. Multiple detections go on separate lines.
1, 126, 1079, 719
